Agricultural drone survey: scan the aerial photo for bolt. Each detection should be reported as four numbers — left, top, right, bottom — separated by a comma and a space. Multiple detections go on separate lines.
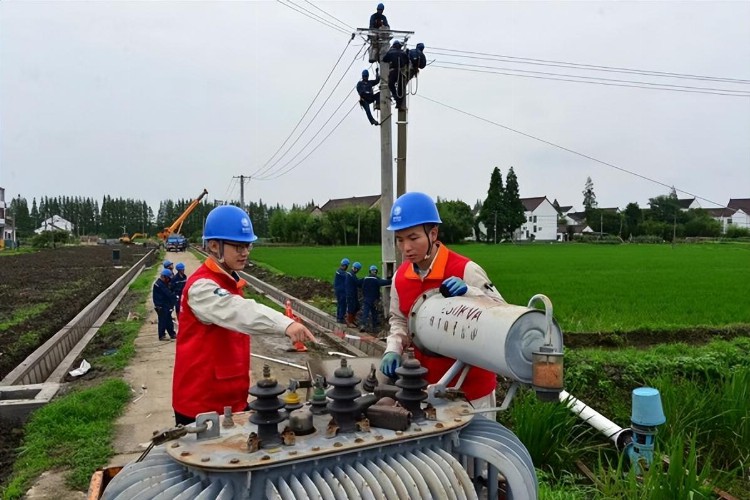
454, 418, 462, 422
355, 438, 364, 443
261, 455, 271, 461
435, 423, 444, 429
180, 451, 191, 457
395, 431, 403, 436
289, 451, 298, 456
312, 446, 321, 451
375, 435, 384, 441
201, 457, 210, 463
414, 427, 421, 432
229, 458, 240, 464
171, 443, 180, 448
333, 442, 343, 448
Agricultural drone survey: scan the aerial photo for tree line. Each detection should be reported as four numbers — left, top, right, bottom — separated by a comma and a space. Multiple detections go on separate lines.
6, 169, 744, 245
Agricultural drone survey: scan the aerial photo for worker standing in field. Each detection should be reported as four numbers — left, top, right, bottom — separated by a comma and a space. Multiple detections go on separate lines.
379, 192, 505, 413
345, 261, 363, 327
360, 265, 391, 333
172, 205, 316, 426
152, 269, 177, 341
172, 262, 188, 317
334, 258, 350, 324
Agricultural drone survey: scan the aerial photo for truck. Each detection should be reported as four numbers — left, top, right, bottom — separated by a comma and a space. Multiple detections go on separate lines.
165, 234, 188, 252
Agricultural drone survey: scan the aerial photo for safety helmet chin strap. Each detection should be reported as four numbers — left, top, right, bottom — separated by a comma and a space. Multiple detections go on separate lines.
423, 224, 436, 261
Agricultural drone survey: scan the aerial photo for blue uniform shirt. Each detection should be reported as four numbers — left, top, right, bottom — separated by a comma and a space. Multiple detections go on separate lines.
153, 279, 176, 309
362, 274, 392, 302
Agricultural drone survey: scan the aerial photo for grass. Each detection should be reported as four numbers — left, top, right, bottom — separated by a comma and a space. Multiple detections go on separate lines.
250, 242, 750, 332
0, 304, 49, 331
1, 379, 132, 498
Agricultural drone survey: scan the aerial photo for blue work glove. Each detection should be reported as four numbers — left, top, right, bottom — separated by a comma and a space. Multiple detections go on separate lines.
380, 352, 402, 378
440, 276, 468, 297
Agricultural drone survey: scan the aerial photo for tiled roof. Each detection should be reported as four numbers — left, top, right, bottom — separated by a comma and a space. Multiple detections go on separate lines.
319, 195, 381, 212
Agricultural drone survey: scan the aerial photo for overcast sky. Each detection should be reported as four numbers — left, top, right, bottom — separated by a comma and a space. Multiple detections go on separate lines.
2, 1, 749, 215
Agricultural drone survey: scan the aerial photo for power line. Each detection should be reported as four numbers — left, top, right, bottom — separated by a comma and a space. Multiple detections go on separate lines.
276, 0, 350, 35
431, 46, 750, 85
256, 101, 359, 181
303, 0, 355, 32
252, 43, 366, 179
431, 63, 750, 98
254, 89, 356, 180
249, 37, 355, 179
416, 94, 728, 208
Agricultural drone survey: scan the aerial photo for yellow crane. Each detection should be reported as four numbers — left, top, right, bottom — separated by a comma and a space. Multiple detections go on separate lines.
157, 188, 209, 240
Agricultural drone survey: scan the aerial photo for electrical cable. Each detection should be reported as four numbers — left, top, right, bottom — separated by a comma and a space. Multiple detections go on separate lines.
416, 94, 729, 208
255, 101, 359, 181
252, 43, 367, 179
276, 0, 350, 35
434, 60, 750, 95
303, 0, 355, 32
249, 37, 355, 178
431, 46, 750, 85
430, 64, 750, 98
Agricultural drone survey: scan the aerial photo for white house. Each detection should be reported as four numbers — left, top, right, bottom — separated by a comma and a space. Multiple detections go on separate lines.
515, 197, 559, 241
727, 199, 750, 229
705, 207, 737, 234
677, 198, 701, 211
35, 215, 74, 234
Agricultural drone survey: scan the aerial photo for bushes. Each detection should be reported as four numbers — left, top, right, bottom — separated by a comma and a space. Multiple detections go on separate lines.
31, 230, 72, 249
725, 226, 750, 238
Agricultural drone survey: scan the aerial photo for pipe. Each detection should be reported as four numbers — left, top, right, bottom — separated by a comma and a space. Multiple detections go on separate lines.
527, 294, 554, 346
250, 353, 307, 371
559, 390, 631, 450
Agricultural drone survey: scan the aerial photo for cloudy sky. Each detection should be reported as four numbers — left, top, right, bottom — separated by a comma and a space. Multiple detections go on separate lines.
2, 1, 749, 214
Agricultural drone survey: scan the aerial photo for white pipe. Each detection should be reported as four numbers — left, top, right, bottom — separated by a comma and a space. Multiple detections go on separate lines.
559, 390, 629, 447
251, 353, 307, 371
527, 294, 553, 345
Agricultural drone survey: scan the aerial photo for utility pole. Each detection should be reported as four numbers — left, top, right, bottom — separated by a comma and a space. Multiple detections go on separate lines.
233, 175, 250, 210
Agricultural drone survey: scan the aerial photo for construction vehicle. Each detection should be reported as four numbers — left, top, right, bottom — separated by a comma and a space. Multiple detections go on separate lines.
157, 188, 209, 241
118, 232, 148, 245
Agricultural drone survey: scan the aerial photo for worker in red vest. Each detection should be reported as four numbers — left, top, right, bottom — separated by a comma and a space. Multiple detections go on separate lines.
172, 205, 316, 425
379, 192, 505, 412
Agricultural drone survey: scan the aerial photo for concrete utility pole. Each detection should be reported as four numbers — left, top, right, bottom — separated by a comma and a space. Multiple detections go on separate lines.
233, 175, 250, 210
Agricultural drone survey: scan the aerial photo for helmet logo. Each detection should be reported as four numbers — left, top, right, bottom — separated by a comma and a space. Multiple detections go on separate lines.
241, 217, 251, 233
392, 205, 402, 223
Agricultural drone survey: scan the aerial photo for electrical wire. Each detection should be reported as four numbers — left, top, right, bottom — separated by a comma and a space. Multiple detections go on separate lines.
430, 64, 750, 98
249, 37, 355, 179
276, 0, 350, 35
431, 46, 750, 85
303, 0, 355, 32
434, 60, 750, 95
252, 43, 367, 179
255, 101, 359, 181
416, 94, 729, 208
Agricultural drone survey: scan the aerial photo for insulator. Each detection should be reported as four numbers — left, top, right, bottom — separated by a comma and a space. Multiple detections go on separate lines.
395, 350, 428, 421
248, 364, 285, 447
326, 358, 362, 433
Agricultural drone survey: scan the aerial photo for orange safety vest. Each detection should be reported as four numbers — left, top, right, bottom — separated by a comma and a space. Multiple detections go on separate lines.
394, 244, 497, 401
172, 260, 251, 418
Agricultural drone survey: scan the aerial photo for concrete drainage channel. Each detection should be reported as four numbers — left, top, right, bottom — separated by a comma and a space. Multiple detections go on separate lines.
0, 249, 157, 423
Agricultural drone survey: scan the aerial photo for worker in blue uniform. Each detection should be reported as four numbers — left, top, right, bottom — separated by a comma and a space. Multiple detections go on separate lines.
360, 265, 392, 333
345, 262, 363, 327
172, 262, 188, 316
357, 69, 381, 126
407, 42, 426, 80
334, 258, 350, 323
369, 3, 389, 29
153, 268, 177, 340
382, 40, 409, 110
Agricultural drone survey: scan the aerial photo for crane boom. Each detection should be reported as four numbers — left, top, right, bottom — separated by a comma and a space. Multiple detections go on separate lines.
158, 188, 209, 240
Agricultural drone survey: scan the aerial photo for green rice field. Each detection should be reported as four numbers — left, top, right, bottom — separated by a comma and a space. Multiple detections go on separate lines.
250, 242, 750, 333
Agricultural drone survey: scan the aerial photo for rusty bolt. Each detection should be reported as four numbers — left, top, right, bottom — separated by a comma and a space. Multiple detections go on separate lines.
375, 435, 384, 441
289, 451, 298, 456
261, 455, 271, 461
201, 457, 210, 463
355, 438, 364, 443
180, 451, 191, 457
333, 442, 343, 448
229, 458, 240, 464
312, 446, 321, 451
435, 423, 444, 429
171, 443, 180, 448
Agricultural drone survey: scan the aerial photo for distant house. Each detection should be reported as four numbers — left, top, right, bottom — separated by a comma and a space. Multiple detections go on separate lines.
312, 195, 382, 217
35, 215, 74, 234
704, 207, 737, 233
677, 198, 701, 210
727, 198, 750, 229
515, 197, 558, 241
0, 187, 15, 245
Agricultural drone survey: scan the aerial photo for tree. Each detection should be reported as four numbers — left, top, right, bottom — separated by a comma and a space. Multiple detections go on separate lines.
478, 167, 505, 243
623, 202, 642, 237
582, 176, 597, 211
503, 167, 526, 239
436, 199, 474, 244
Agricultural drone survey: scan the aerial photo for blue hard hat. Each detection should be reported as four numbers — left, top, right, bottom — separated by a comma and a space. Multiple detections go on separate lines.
163, 260, 173, 268
362, 69, 369, 78
176, 262, 185, 271
203, 205, 258, 243
417, 43, 425, 51
352, 262, 362, 270
392, 40, 402, 47
161, 269, 173, 278
377, 3, 384, 10
369, 265, 378, 272
387, 192, 442, 231
341, 258, 350, 266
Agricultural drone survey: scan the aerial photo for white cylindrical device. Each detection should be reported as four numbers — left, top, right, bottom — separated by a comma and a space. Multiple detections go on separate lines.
408, 290, 564, 384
